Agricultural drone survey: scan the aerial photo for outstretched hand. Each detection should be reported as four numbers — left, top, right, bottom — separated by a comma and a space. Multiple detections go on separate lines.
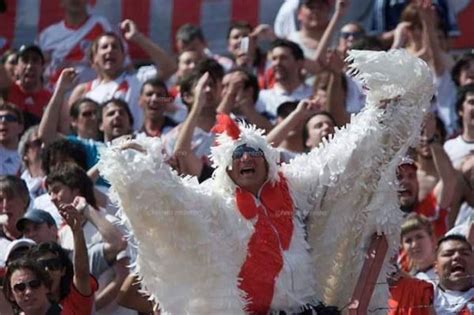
59, 203, 83, 232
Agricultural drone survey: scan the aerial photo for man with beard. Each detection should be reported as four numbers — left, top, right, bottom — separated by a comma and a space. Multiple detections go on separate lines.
257, 39, 312, 120
389, 234, 474, 314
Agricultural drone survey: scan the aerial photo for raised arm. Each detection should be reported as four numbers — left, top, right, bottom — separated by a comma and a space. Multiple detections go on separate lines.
58, 202, 91, 296
75, 196, 127, 263
121, 19, 177, 81
98, 137, 246, 314
305, 0, 347, 75
266, 99, 320, 147
38, 68, 76, 144
422, 114, 456, 209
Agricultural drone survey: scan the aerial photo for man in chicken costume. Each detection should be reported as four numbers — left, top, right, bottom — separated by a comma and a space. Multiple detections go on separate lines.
98, 50, 434, 314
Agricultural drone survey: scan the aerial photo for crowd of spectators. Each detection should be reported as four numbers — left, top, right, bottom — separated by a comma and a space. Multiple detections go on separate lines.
0, 0, 473, 314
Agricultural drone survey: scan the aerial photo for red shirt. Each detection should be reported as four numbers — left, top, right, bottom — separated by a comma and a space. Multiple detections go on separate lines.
414, 192, 449, 238
60, 275, 98, 315
7, 83, 52, 119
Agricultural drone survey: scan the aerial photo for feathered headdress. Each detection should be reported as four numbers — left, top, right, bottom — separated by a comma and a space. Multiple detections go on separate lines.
210, 114, 280, 191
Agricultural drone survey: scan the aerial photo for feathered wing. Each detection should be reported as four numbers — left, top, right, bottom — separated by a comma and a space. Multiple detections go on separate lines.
282, 50, 434, 308
98, 137, 250, 315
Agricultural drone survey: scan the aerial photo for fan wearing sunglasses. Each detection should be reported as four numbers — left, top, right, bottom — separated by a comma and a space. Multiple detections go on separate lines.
3, 258, 61, 315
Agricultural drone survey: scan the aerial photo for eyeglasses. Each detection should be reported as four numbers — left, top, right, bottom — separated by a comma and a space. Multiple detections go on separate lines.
232, 145, 265, 160
340, 31, 364, 40
38, 257, 62, 271
12, 279, 42, 293
0, 114, 18, 123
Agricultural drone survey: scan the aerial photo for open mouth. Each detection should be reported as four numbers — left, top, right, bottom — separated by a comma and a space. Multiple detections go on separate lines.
451, 264, 466, 274
240, 167, 255, 176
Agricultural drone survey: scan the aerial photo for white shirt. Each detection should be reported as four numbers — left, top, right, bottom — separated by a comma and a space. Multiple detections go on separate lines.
274, 0, 300, 39
443, 135, 474, 168
433, 285, 474, 314
85, 71, 144, 130
37, 15, 113, 87
162, 125, 215, 163
257, 83, 313, 119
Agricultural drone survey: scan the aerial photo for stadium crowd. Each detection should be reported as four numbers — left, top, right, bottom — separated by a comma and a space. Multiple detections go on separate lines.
0, 0, 473, 314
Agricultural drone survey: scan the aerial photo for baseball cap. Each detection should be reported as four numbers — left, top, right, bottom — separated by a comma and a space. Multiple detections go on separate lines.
4, 238, 36, 263
16, 209, 57, 232
17, 44, 45, 64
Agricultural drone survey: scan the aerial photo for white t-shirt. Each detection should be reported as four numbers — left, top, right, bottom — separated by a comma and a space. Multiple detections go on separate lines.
84, 71, 144, 130
0, 146, 21, 176
162, 125, 215, 164
38, 15, 113, 87
274, 0, 300, 39
443, 135, 474, 168
257, 83, 313, 119
433, 285, 474, 314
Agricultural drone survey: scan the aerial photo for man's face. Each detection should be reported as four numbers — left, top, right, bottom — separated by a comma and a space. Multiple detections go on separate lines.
21, 222, 57, 243
227, 27, 251, 58
0, 110, 23, 145
459, 93, 474, 131
177, 51, 200, 78
15, 52, 43, 90
100, 103, 131, 141
93, 35, 125, 76
435, 239, 474, 291
305, 114, 335, 149
270, 47, 301, 84
47, 181, 78, 208
227, 145, 268, 195
401, 228, 435, 266
0, 190, 28, 232
139, 84, 169, 120
9, 268, 50, 313
191, 76, 222, 109
397, 165, 419, 212
297, 1, 331, 31
459, 60, 474, 86
72, 101, 99, 138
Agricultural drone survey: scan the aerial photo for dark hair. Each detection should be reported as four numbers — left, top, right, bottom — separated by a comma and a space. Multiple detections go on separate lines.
350, 36, 383, 51
45, 163, 97, 209
28, 242, 74, 301
302, 111, 336, 148
88, 32, 125, 64
101, 98, 134, 127
40, 139, 88, 175
227, 20, 252, 39
0, 176, 30, 210
140, 77, 169, 96
179, 58, 225, 105
69, 98, 99, 120
227, 67, 260, 103
176, 24, 205, 44
436, 234, 472, 255
270, 39, 304, 61
452, 53, 474, 86
455, 84, 474, 128
0, 102, 24, 126
3, 258, 52, 312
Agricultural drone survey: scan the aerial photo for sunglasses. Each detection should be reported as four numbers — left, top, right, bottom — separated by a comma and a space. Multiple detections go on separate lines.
232, 145, 265, 160
13, 279, 42, 293
340, 31, 364, 39
0, 114, 18, 123
38, 257, 62, 271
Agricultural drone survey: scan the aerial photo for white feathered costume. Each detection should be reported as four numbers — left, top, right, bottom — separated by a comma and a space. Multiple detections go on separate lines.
98, 50, 434, 314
